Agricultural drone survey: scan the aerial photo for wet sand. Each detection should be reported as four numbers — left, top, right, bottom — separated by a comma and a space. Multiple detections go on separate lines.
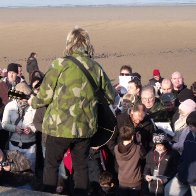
0, 6, 196, 86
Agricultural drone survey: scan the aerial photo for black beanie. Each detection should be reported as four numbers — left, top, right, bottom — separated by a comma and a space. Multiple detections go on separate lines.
7, 63, 18, 74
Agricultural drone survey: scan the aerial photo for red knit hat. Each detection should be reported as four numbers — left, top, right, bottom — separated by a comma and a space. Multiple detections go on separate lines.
153, 69, 160, 76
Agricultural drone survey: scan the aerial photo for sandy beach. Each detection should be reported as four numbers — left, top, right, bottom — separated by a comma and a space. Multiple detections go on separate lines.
0, 6, 196, 86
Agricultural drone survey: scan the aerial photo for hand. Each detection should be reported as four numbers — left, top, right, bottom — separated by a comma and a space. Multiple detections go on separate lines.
0, 163, 11, 172
23, 127, 32, 135
145, 175, 153, 182
115, 84, 122, 92
28, 94, 34, 106
91, 147, 100, 151
3, 164, 11, 172
136, 132, 141, 143
15, 126, 23, 134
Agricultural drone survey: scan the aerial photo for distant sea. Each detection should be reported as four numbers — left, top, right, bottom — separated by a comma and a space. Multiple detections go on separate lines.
1, 0, 196, 8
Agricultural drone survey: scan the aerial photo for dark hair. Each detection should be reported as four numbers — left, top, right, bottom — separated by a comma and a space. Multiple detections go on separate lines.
191, 81, 196, 94
119, 126, 135, 141
128, 79, 142, 92
30, 70, 44, 87
99, 171, 114, 187
29, 52, 36, 58
131, 101, 146, 112
131, 72, 141, 81
120, 65, 132, 75
186, 111, 196, 127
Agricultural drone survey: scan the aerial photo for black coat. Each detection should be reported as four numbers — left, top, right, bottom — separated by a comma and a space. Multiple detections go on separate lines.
107, 113, 155, 154
26, 57, 39, 74
144, 149, 180, 195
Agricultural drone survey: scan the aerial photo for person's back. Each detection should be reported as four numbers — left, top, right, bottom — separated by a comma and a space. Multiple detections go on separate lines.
29, 27, 115, 195
114, 126, 145, 196
26, 52, 39, 82
26, 53, 38, 73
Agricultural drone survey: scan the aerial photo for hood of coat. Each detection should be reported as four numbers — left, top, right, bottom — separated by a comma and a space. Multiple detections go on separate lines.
115, 142, 138, 161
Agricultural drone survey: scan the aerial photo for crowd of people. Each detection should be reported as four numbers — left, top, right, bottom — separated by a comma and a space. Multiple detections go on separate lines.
0, 27, 196, 196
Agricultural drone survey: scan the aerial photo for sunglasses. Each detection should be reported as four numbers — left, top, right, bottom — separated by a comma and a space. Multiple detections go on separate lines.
120, 73, 131, 76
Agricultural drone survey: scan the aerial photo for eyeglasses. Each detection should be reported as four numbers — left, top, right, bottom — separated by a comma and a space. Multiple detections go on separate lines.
120, 73, 131, 76
141, 97, 154, 102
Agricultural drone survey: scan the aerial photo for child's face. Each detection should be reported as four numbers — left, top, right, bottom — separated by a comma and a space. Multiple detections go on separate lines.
155, 144, 166, 152
189, 125, 196, 133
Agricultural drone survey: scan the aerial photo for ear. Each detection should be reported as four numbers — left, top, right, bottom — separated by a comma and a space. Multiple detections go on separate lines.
111, 183, 114, 187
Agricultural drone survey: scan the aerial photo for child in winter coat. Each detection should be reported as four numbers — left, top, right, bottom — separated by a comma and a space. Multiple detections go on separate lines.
144, 130, 180, 196
114, 125, 145, 196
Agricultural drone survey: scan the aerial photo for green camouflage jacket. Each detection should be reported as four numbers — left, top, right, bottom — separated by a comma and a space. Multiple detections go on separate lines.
31, 52, 115, 138
147, 98, 169, 122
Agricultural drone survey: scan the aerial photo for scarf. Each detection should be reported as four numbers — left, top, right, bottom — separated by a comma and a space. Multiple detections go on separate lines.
15, 101, 29, 125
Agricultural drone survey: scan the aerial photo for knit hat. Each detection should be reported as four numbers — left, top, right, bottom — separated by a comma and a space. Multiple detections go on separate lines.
179, 99, 196, 116
160, 93, 176, 103
15, 82, 32, 96
153, 130, 168, 144
153, 69, 160, 76
7, 63, 18, 74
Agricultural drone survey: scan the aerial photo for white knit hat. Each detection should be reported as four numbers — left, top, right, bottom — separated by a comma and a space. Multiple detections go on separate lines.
179, 99, 196, 116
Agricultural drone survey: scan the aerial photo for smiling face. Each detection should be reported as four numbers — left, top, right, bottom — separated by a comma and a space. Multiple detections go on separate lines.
153, 75, 160, 81
155, 143, 166, 153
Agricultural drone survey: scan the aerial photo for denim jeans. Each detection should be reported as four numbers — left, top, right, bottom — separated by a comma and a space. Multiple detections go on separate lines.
165, 176, 195, 196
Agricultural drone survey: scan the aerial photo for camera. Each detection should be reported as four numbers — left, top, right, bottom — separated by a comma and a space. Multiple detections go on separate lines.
0, 162, 10, 167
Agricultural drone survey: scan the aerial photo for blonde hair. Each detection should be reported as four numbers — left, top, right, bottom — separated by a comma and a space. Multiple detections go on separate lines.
64, 27, 94, 57
122, 93, 137, 104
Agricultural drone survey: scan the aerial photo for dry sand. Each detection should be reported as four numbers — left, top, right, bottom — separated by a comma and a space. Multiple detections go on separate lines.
0, 6, 196, 86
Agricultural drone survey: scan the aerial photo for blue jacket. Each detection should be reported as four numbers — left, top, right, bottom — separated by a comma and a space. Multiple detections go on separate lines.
178, 131, 196, 185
